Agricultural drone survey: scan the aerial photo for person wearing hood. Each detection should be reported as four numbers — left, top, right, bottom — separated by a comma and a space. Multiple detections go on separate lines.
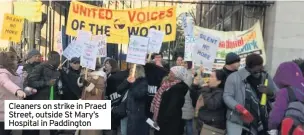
77, 60, 106, 135
60, 57, 82, 100
23, 51, 61, 135
268, 62, 304, 134
220, 52, 240, 89
0, 52, 27, 135
191, 70, 227, 135
151, 66, 190, 135
223, 54, 278, 135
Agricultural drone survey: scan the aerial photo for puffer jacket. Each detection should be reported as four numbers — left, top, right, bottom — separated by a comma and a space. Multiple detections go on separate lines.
27, 63, 61, 100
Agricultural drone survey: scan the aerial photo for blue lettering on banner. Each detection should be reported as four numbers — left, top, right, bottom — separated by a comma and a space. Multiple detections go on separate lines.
127, 24, 172, 37
197, 50, 211, 60
148, 85, 157, 96
235, 40, 258, 54
109, 92, 121, 101
199, 33, 218, 44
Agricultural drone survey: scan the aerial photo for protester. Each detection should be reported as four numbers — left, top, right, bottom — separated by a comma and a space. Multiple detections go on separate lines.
60, 57, 82, 100
223, 54, 278, 135
269, 62, 304, 135
151, 66, 189, 135
151, 53, 170, 70
104, 58, 127, 135
176, 56, 184, 66
23, 51, 61, 135
0, 52, 26, 135
23, 49, 41, 74
181, 61, 195, 135
220, 52, 240, 89
191, 70, 226, 134
117, 65, 149, 135
77, 60, 106, 135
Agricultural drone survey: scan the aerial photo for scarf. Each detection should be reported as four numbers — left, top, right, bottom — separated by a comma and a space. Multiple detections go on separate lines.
151, 79, 181, 121
150, 66, 188, 121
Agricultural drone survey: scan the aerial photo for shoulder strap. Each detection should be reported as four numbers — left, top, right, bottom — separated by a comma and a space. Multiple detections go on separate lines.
121, 90, 128, 102
287, 86, 298, 102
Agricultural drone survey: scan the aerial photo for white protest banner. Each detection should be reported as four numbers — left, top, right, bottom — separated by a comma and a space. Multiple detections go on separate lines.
56, 31, 63, 54
80, 41, 98, 70
184, 36, 195, 61
5, 100, 111, 130
76, 30, 92, 44
193, 32, 220, 73
181, 13, 194, 36
92, 35, 107, 57
63, 40, 82, 60
147, 29, 165, 53
193, 21, 265, 69
126, 35, 149, 65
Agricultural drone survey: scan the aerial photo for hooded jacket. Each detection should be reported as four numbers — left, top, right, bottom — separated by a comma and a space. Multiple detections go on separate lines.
0, 69, 21, 121
268, 62, 304, 129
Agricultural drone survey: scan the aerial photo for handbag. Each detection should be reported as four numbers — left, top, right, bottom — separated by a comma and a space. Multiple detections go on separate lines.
112, 90, 128, 119
200, 124, 225, 135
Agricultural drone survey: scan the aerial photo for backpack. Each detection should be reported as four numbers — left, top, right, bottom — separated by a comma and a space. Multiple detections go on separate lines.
284, 87, 304, 128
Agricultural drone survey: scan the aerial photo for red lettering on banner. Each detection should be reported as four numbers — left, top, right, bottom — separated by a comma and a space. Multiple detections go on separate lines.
220, 38, 244, 49
151, 12, 158, 20
72, 2, 113, 20
128, 8, 174, 23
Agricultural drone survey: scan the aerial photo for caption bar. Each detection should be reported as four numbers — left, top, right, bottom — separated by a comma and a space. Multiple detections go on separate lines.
4, 100, 111, 130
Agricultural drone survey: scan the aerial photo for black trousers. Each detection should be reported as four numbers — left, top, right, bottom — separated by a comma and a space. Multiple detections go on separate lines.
0, 122, 11, 135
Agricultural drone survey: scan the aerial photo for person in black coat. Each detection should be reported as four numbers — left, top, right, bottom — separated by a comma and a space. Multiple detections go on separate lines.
151, 66, 190, 135
190, 70, 227, 134
117, 65, 149, 135
60, 57, 82, 100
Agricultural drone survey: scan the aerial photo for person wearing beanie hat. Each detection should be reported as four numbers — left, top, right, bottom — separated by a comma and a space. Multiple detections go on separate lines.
220, 52, 241, 89
23, 49, 41, 74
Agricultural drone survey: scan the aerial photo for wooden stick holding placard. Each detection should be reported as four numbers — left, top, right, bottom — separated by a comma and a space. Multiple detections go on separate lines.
85, 68, 88, 80
131, 64, 136, 78
147, 53, 152, 62
57, 59, 68, 70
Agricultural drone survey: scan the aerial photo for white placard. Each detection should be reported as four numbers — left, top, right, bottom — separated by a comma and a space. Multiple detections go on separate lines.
92, 35, 107, 57
76, 30, 92, 44
63, 40, 82, 60
4, 100, 111, 130
126, 35, 149, 65
193, 32, 220, 73
184, 36, 195, 61
181, 13, 194, 36
147, 29, 164, 53
80, 41, 98, 70
56, 31, 63, 54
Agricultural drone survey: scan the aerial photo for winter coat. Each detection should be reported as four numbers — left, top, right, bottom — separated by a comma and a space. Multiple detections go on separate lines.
105, 70, 129, 130
117, 77, 149, 135
60, 67, 82, 100
23, 62, 40, 74
154, 81, 188, 135
27, 63, 61, 100
192, 85, 226, 130
269, 62, 304, 129
144, 63, 169, 118
0, 69, 22, 121
223, 68, 278, 135
80, 70, 106, 100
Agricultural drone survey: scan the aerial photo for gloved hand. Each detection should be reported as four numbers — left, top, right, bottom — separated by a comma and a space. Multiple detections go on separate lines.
258, 84, 273, 96
235, 104, 254, 124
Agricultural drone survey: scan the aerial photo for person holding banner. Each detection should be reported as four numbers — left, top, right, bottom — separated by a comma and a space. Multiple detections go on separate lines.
223, 54, 278, 135
0, 52, 27, 135
151, 66, 190, 135
116, 65, 149, 135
